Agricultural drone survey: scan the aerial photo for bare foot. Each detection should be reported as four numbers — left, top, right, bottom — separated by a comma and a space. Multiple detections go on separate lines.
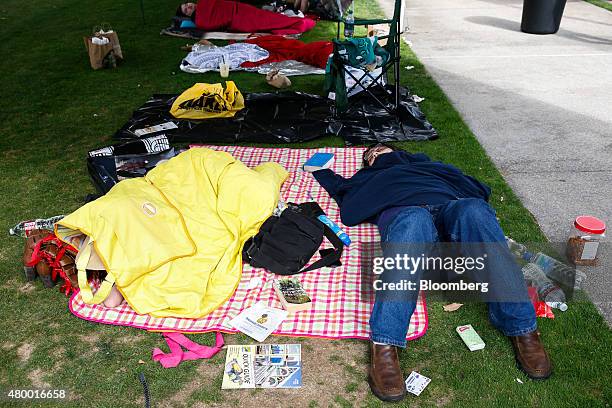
102, 285, 124, 308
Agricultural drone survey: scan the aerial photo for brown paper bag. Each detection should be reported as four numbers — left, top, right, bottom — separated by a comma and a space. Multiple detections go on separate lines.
83, 37, 114, 70
93, 24, 123, 61
97, 31, 123, 60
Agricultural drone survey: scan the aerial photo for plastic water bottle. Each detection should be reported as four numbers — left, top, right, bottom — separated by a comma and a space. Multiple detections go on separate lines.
522, 263, 568, 311
523, 251, 577, 292
344, 3, 354, 38
317, 215, 351, 246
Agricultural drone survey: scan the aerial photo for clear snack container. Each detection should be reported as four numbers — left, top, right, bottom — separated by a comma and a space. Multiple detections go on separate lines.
566, 216, 606, 266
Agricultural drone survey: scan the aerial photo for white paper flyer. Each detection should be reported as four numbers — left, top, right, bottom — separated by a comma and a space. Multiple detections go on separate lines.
229, 302, 288, 342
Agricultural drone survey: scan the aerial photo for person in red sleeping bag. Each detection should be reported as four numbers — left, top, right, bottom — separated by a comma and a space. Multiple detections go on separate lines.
176, 1, 316, 35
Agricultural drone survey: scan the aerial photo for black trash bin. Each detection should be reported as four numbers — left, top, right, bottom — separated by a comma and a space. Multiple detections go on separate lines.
521, 0, 567, 34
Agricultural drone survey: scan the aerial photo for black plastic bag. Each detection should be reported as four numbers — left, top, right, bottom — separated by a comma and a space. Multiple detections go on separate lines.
113, 86, 437, 145
114, 92, 330, 144
335, 85, 438, 145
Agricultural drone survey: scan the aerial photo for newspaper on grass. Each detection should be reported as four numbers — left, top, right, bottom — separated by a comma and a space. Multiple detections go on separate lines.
222, 344, 302, 389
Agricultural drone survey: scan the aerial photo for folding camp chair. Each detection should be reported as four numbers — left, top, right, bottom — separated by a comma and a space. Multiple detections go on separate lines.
330, 0, 404, 114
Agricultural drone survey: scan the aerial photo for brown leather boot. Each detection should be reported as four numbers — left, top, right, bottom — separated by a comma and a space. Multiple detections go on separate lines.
368, 343, 406, 402
509, 331, 552, 380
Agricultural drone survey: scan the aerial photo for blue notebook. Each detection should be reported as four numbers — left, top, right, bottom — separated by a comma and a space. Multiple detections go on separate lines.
303, 152, 334, 172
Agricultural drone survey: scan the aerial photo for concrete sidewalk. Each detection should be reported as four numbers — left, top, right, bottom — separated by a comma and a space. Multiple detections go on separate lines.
380, 0, 612, 322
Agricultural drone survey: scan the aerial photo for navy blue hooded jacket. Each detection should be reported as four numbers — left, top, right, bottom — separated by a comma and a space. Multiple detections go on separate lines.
312, 151, 491, 226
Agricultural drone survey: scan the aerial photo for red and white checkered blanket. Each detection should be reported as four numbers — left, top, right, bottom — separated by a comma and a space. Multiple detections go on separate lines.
69, 146, 427, 341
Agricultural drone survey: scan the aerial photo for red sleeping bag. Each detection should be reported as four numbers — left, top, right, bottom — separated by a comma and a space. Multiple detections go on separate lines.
194, 0, 316, 35
241, 36, 333, 69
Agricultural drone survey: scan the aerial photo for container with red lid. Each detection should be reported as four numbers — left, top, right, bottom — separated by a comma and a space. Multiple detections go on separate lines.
566, 215, 606, 266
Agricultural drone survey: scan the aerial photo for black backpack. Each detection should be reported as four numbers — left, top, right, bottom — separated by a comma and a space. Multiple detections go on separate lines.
242, 202, 344, 275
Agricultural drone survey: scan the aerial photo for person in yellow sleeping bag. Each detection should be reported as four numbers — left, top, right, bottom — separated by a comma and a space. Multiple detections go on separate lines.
56, 148, 287, 318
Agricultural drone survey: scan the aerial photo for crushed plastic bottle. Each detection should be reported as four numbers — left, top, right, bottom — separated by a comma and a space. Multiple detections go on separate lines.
522, 263, 568, 311
523, 251, 577, 293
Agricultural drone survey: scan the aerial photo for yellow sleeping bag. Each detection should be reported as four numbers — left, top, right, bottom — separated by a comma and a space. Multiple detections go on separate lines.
170, 82, 245, 119
56, 148, 287, 318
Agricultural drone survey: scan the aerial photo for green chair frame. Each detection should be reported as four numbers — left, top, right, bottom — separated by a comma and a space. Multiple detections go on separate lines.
335, 0, 404, 114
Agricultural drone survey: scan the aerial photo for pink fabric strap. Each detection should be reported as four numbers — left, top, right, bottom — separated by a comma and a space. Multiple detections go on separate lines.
152, 331, 224, 368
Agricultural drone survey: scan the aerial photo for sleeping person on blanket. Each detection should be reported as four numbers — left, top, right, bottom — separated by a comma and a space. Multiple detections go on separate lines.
311, 143, 552, 402
287, 0, 354, 20
176, 0, 315, 35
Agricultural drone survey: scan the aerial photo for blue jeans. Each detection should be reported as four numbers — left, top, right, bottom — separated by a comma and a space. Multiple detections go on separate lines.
369, 198, 537, 348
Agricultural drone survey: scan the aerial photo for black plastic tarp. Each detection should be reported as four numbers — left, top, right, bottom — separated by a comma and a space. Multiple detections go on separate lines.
113, 85, 437, 145
334, 86, 439, 145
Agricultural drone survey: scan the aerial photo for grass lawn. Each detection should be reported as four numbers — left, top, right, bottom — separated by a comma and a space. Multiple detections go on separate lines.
0, 0, 610, 407
584, 0, 612, 12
